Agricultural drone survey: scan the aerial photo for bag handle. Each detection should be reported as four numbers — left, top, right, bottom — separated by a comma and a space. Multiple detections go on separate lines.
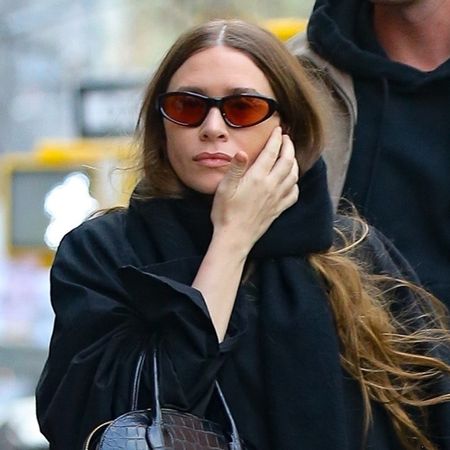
131, 348, 147, 410
144, 347, 244, 449
85, 345, 244, 450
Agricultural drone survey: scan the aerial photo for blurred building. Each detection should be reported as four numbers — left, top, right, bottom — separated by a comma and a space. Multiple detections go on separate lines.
0, 0, 313, 154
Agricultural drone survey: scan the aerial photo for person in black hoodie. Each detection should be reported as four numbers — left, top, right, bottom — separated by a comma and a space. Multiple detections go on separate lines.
36, 19, 450, 450
288, 0, 450, 308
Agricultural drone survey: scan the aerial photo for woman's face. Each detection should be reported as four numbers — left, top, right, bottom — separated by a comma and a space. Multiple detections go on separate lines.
163, 46, 281, 194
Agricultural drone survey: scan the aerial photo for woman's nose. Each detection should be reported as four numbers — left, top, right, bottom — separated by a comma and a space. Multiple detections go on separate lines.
199, 107, 228, 141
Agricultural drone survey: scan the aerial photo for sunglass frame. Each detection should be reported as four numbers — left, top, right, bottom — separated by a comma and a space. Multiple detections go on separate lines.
157, 91, 279, 128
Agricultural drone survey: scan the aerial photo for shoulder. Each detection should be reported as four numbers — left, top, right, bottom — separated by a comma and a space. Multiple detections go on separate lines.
73, 207, 127, 237
52, 208, 131, 273
286, 32, 333, 81
286, 32, 309, 57
287, 32, 340, 75
286, 32, 321, 66
287, 32, 355, 104
59, 208, 127, 248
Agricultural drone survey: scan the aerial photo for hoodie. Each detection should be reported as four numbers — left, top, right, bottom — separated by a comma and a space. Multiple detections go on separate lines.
306, 0, 450, 307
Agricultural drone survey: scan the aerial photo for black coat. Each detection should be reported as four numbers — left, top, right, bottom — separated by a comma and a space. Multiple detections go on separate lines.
36, 161, 450, 450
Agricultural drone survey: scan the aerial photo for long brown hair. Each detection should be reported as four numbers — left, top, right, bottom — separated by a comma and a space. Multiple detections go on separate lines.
310, 217, 450, 450
134, 19, 450, 449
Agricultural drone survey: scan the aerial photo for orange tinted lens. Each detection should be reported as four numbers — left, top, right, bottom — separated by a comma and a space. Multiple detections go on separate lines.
223, 97, 270, 126
162, 94, 207, 124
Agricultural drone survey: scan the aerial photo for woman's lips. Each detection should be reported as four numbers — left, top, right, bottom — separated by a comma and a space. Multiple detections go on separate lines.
193, 152, 232, 167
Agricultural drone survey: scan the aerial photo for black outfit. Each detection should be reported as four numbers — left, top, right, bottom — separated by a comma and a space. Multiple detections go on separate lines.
36, 160, 449, 450
307, 0, 450, 307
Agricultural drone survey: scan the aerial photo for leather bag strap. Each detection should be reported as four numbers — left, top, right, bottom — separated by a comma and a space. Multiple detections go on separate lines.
137, 347, 244, 449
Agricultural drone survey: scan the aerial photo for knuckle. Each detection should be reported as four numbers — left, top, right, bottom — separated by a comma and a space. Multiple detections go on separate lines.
265, 142, 279, 156
277, 158, 293, 174
290, 172, 299, 185
290, 185, 299, 200
249, 173, 263, 186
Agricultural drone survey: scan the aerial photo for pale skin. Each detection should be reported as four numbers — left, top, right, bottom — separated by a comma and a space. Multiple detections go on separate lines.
163, 46, 299, 342
193, 130, 298, 342
371, 0, 450, 71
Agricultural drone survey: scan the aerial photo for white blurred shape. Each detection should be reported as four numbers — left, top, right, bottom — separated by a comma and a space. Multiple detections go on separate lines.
44, 172, 98, 249
0, 396, 48, 448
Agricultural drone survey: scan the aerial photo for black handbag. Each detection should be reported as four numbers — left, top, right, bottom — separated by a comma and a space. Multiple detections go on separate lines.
83, 348, 246, 450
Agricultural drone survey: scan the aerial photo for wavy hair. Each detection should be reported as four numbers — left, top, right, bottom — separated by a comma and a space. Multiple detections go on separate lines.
309, 215, 450, 450
134, 19, 450, 449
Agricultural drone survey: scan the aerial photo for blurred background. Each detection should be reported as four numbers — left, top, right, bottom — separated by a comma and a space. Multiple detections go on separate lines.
0, 0, 313, 448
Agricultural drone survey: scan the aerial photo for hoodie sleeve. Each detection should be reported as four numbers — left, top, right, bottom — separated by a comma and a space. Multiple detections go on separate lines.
35, 213, 246, 450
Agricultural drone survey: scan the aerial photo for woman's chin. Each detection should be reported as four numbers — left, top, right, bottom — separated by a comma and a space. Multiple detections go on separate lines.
184, 177, 223, 195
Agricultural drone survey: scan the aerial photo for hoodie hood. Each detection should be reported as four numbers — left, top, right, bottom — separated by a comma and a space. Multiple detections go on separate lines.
307, 0, 450, 87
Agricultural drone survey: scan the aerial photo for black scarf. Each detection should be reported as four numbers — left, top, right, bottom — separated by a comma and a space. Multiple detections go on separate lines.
128, 159, 355, 449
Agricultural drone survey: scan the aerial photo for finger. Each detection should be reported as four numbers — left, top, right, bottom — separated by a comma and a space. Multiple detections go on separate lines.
276, 184, 300, 215
277, 159, 300, 199
247, 126, 282, 175
285, 184, 300, 208
217, 151, 249, 195
281, 147, 299, 185
269, 134, 296, 179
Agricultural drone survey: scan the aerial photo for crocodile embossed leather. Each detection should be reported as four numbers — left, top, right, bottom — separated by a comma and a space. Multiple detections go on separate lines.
89, 409, 237, 450
84, 349, 246, 450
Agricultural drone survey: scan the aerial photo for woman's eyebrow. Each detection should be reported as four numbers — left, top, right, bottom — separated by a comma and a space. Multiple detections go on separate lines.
172, 86, 262, 96
174, 86, 206, 94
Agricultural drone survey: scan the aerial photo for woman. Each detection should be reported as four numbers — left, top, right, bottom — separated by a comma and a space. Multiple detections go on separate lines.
36, 20, 450, 450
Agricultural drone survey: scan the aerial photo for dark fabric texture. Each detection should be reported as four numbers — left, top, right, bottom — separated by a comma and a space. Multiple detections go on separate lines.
307, 0, 450, 307
36, 159, 449, 450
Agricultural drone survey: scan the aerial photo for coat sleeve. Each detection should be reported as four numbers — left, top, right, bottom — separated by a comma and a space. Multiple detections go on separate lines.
35, 213, 246, 450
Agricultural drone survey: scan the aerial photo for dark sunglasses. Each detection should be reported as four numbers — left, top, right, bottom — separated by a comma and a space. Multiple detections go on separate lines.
157, 91, 279, 128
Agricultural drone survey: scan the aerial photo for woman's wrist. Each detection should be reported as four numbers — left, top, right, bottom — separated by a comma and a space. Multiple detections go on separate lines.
211, 226, 254, 262
193, 228, 250, 342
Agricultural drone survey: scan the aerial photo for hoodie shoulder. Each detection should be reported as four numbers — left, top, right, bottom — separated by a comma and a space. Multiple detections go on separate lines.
287, 32, 357, 207
288, 31, 356, 104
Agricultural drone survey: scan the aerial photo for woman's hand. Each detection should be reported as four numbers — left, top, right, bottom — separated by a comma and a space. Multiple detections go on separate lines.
211, 126, 299, 256
193, 126, 299, 342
